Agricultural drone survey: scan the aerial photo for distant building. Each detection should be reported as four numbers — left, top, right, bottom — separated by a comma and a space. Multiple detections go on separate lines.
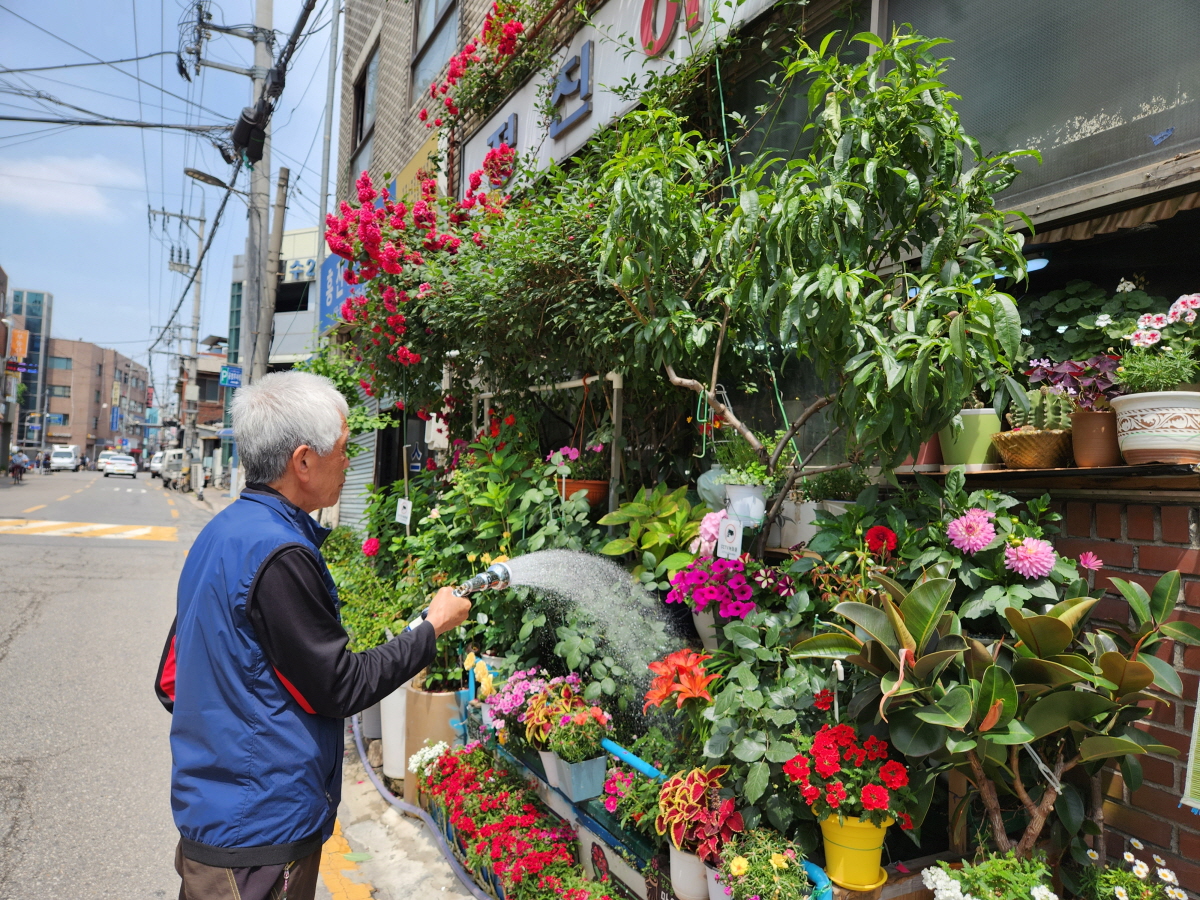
41, 339, 150, 461
9, 289, 52, 451
176, 346, 230, 468
271, 228, 321, 368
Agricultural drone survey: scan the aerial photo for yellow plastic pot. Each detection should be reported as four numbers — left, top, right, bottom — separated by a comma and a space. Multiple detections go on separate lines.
819, 815, 891, 891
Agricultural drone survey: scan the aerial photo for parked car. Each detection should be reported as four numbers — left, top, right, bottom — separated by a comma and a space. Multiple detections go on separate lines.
104, 455, 138, 478
49, 449, 81, 471
96, 450, 118, 472
149, 451, 164, 478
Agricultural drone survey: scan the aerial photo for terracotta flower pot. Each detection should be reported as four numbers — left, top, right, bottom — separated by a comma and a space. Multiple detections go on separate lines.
559, 478, 609, 507
1071, 410, 1122, 467
402, 684, 461, 805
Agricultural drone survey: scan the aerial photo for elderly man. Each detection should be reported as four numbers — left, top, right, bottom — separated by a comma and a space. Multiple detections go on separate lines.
155, 371, 470, 900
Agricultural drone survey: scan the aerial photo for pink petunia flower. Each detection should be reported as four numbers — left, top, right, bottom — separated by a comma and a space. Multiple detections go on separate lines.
947, 509, 997, 554
1004, 538, 1057, 579
1077, 551, 1103, 571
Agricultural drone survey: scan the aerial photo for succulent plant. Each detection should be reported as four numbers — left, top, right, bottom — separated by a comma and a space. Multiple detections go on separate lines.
1009, 387, 1072, 431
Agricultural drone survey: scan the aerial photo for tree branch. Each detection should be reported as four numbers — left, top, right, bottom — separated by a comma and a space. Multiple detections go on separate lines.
967, 749, 1014, 853
664, 363, 763, 454
768, 394, 834, 473
709, 304, 730, 404
1090, 769, 1107, 868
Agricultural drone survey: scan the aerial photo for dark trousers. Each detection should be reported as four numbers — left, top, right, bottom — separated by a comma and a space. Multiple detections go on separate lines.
175, 841, 322, 900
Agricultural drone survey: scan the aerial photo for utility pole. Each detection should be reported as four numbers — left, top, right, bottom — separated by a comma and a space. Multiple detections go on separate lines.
154, 204, 207, 461
244, 0, 273, 391
253, 167, 289, 381
316, 2, 340, 268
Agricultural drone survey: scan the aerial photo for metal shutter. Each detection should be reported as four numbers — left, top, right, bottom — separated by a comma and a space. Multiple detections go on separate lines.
338, 389, 378, 533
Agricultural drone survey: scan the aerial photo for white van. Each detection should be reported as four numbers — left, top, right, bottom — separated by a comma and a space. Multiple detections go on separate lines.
49, 448, 81, 471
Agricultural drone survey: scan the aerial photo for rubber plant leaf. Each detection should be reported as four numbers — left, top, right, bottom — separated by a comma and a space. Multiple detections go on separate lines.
1078, 735, 1153, 762
1025, 691, 1117, 740
974, 665, 1018, 730
791, 632, 863, 659
1045, 596, 1099, 632
1012, 656, 1086, 688
1098, 651, 1155, 697
915, 684, 972, 729
1004, 607, 1074, 659
1107, 577, 1153, 626
883, 595, 918, 656
898, 578, 955, 655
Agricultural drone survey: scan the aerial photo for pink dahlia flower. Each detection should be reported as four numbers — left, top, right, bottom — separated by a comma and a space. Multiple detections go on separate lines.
947, 510, 997, 554
1004, 538, 1056, 579
1077, 551, 1103, 571
361, 537, 380, 557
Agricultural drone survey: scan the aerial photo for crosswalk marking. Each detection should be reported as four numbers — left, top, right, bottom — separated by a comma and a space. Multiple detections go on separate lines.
0, 519, 177, 542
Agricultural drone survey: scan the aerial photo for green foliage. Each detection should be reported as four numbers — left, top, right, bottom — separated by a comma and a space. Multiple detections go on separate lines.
1021, 280, 1167, 362
1117, 348, 1199, 393
546, 709, 610, 763
719, 828, 811, 900
798, 468, 871, 502
598, 483, 710, 581
933, 853, 1055, 900
1010, 387, 1073, 431
1077, 858, 1171, 900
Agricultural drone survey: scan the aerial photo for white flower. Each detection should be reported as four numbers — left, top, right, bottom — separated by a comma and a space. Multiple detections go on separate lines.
1087, 849, 1100, 861
1131, 839, 1145, 850
1115, 888, 1129, 900
1138, 314, 1155, 328
1032, 885, 1058, 900
1158, 868, 1178, 886
1096, 314, 1113, 327
1057, 325, 1069, 334
1154, 855, 1166, 865
407, 740, 449, 776
1117, 279, 1136, 293
1133, 861, 1149, 880
1124, 852, 1137, 863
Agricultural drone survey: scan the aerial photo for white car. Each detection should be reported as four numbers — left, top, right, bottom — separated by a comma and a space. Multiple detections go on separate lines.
97, 450, 118, 472
49, 449, 81, 471
104, 454, 138, 478
149, 451, 164, 478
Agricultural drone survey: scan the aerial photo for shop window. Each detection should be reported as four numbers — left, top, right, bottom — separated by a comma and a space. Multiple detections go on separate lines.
351, 47, 379, 176
48, 384, 70, 398
198, 376, 220, 402
412, 0, 457, 102
48, 356, 72, 369
275, 281, 309, 313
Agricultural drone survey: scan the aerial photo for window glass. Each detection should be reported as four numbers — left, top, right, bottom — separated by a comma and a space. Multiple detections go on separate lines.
11, 291, 20, 315
24, 293, 42, 316
413, 9, 458, 101
351, 131, 374, 179
354, 49, 380, 148
48, 384, 70, 397
48, 356, 72, 369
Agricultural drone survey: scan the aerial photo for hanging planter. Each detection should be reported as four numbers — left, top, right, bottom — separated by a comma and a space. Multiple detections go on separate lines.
553, 754, 608, 802
724, 484, 766, 526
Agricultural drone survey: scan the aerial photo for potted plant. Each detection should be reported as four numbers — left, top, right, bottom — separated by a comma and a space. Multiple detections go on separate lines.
547, 704, 613, 802
664, 557, 773, 649
1112, 299, 1200, 463
547, 442, 609, 507
656, 766, 730, 900
521, 679, 584, 789
922, 854, 1058, 900
939, 398, 1003, 470
718, 462, 774, 527
643, 648, 721, 755
990, 386, 1074, 469
781, 723, 915, 891
695, 797, 745, 900
403, 643, 469, 804
718, 829, 815, 900
1026, 355, 1123, 467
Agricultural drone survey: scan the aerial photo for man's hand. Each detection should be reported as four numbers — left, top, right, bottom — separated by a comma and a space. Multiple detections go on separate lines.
425, 586, 472, 636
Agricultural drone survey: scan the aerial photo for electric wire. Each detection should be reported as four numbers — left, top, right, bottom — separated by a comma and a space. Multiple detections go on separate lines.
0, 113, 227, 131
0, 51, 174, 74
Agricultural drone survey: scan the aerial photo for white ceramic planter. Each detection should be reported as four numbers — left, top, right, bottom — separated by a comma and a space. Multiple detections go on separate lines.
692, 608, 718, 650
379, 684, 408, 780
538, 749, 561, 788
670, 846, 710, 900
725, 484, 767, 526
706, 864, 725, 900
1112, 391, 1200, 465
768, 499, 820, 550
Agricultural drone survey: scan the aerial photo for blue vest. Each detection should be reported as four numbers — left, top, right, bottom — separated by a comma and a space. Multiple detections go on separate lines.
170, 490, 341, 865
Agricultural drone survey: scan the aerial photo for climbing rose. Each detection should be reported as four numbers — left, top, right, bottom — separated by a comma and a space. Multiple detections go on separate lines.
362, 537, 380, 557
865, 525, 897, 553
1004, 537, 1057, 579
946, 509, 997, 554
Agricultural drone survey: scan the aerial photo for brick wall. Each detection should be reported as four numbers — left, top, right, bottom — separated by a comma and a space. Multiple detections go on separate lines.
1054, 498, 1200, 891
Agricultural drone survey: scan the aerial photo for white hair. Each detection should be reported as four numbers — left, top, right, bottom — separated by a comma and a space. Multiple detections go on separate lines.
231, 370, 350, 484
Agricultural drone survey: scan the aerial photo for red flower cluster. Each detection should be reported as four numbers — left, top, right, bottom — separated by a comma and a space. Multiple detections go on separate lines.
782, 723, 914, 829
813, 689, 835, 711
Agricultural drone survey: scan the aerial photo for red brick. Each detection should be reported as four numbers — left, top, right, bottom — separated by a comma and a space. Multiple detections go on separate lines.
1185, 643, 1200, 670
1141, 545, 1200, 575
1147, 696, 1177, 726
1179, 829, 1200, 863
1104, 800, 1174, 846
1130, 783, 1199, 828
1163, 506, 1194, 544
1128, 505, 1156, 540
1140, 754, 1177, 789
1094, 592, 1131, 623
1152, 853, 1200, 894
1137, 725, 1191, 757
1100, 568, 1161, 595
1066, 502, 1092, 537
1186, 581, 1200, 608
1097, 503, 1123, 540
1057, 538, 1134, 568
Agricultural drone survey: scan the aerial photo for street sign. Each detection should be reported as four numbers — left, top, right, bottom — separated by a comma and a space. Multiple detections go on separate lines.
219, 365, 242, 388
46, 413, 63, 426
10, 328, 29, 359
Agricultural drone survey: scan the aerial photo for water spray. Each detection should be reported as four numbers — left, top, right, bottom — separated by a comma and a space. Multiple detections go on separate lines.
404, 562, 513, 631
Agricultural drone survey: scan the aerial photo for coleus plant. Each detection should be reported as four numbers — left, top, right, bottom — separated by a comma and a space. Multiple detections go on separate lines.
792, 570, 1200, 859
656, 765, 729, 852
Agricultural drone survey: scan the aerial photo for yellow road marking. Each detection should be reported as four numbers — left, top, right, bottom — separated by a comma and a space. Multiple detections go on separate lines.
0, 519, 177, 541
74, 489, 83, 493
22, 505, 45, 513
319, 821, 375, 900
171, 509, 179, 518
166, 497, 175, 506
56, 495, 69, 501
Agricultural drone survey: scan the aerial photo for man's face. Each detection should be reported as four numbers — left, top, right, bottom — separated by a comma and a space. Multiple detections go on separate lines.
312, 420, 350, 508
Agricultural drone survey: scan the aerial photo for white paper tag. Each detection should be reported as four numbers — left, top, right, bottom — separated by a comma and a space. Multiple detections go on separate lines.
716, 516, 744, 560
395, 498, 413, 525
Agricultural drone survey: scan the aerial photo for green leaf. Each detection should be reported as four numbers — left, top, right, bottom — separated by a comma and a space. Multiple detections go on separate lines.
987, 720, 1038, 745
704, 732, 730, 757
974, 665, 1018, 729
1012, 656, 1086, 687
1120, 754, 1144, 792
1098, 651, 1155, 696
599, 538, 635, 556
1057, 783, 1085, 836
661, 551, 696, 575
343, 852, 373, 862
915, 685, 972, 728
1108, 577, 1153, 626
1150, 571, 1181, 625
1026, 691, 1116, 739
1160, 620, 1200, 646
1004, 608, 1074, 659
1079, 735, 1149, 762
1046, 597, 1099, 632
899, 578, 954, 655
888, 705, 947, 757
766, 740, 799, 763
833, 601, 899, 652
791, 633, 862, 659
990, 294, 1022, 360
733, 737, 767, 762
745, 761, 770, 803
1141, 653, 1183, 697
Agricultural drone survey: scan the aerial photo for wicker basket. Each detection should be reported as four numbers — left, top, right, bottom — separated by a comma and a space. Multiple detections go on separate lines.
990, 428, 1073, 469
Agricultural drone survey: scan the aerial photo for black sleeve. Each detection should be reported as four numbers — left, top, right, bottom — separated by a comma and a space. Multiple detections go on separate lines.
245, 545, 437, 719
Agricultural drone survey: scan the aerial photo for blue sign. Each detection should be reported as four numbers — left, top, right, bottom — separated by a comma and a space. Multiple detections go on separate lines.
288, 258, 317, 281
319, 253, 354, 336
219, 365, 243, 388
46, 413, 64, 426
110, 407, 120, 431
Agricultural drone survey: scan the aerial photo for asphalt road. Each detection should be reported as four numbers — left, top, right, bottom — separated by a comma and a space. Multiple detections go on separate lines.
0, 468, 205, 899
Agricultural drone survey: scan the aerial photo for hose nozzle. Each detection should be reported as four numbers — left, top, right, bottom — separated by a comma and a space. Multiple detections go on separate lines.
453, 561, 512, 597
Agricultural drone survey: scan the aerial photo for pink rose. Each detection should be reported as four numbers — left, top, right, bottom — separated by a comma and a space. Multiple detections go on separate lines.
362, 537, 380, 557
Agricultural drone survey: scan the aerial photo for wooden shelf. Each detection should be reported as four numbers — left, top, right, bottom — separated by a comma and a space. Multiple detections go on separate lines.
897, 464, 1200, 492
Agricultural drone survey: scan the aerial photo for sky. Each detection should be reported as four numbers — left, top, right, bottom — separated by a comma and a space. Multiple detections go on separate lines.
0, 0, 340, 404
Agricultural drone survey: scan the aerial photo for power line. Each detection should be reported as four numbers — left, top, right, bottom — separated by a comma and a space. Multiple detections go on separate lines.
0, 114, 227, 131
0, 51, 174, 74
